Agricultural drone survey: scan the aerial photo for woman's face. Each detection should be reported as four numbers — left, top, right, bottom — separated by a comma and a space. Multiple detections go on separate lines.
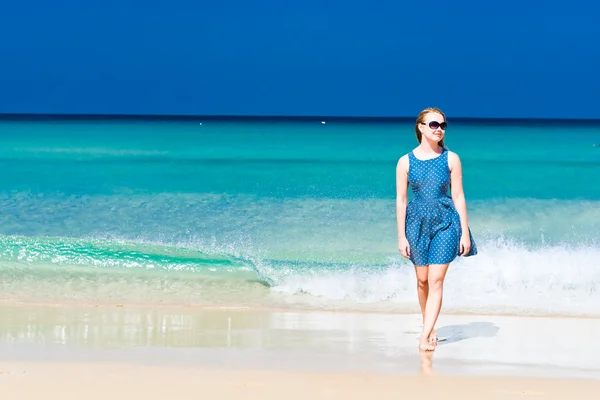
419, 112, 446, 143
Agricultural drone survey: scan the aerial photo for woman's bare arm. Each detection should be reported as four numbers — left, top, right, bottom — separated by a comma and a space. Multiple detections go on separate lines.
396, 155, 409, 241
449, 151, 470, 237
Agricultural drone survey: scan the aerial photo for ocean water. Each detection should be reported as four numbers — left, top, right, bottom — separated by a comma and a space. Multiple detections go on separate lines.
0, 116, 599, 317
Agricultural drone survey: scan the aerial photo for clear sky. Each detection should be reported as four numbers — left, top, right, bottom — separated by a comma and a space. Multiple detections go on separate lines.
1, 1, 598, 119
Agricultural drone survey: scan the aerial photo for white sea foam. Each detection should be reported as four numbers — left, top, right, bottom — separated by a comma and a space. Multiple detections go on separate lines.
263, 238, 600, 317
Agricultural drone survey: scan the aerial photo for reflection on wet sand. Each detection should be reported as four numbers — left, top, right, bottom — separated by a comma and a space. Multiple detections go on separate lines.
0, 305, 425, 353
419, 350, 434, 376
0, 304, 433, 374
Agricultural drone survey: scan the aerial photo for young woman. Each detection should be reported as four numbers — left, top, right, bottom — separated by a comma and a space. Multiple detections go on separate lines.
396, 107, 478, 351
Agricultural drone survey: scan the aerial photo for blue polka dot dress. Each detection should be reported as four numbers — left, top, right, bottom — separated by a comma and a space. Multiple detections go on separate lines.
405, 148, 477, 266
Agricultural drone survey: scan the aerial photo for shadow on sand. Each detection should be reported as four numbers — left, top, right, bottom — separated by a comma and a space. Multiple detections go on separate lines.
436, 321, 500, 345
418, 322, 500, 375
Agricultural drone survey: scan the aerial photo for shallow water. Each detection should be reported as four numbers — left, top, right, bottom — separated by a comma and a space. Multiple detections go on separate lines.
1, 117, 599, 316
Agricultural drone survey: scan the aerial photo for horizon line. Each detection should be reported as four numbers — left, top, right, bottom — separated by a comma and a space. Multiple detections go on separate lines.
1, 112, 599, 124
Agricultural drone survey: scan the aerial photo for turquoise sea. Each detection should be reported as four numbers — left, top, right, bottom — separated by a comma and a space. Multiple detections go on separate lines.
1, 116, 599, 317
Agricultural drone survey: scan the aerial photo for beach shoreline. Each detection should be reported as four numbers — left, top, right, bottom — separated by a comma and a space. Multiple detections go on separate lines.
0, 298, 598, 320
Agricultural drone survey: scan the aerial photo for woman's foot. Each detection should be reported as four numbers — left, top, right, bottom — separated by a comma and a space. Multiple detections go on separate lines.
419, 335, 436, 351
429, 328, 438, 343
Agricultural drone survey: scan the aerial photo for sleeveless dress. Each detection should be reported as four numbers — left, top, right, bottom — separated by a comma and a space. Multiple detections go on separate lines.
405, 148, 477, 266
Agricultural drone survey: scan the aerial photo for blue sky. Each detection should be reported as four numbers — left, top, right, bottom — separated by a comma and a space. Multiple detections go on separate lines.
1, 1, 598, 119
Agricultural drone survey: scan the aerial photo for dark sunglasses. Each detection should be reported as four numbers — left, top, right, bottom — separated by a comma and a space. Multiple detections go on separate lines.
421, 121, 447, 130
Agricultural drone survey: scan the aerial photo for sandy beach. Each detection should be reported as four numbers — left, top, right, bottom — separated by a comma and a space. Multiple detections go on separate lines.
2, 361, 600, 400
1, 304, 599, 399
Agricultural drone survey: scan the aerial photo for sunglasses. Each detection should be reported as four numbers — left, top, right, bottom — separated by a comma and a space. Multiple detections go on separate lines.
421, 121, 447, 130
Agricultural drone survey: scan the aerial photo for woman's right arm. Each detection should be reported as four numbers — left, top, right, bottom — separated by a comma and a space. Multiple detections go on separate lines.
396, 155, 410, 258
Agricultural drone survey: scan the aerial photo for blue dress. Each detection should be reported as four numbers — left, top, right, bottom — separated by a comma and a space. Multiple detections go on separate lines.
405, 148, 477, 266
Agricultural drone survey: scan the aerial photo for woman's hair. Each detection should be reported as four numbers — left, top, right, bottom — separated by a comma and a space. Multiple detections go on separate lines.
414, 107, 446, 148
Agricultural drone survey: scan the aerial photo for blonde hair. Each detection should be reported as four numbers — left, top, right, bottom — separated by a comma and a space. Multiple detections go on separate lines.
414, 107, 446, 148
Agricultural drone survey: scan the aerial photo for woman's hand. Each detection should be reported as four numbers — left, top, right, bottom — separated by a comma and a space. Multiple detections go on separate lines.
398, 237, 411, 259
459, 234, 471, 256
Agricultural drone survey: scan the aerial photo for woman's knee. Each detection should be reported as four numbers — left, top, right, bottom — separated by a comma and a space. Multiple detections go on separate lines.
415, 267, 429, 287
428, 277, 444, 291
427, 264, 449, 291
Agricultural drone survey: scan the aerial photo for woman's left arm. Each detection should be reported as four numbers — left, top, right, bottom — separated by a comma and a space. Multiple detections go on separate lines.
449, 151, 471, 254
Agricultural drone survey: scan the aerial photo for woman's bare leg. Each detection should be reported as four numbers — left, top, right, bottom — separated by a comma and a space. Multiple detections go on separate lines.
414, 265, 429, 319
419, 263, 450, 351
414, 265, 438, 342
